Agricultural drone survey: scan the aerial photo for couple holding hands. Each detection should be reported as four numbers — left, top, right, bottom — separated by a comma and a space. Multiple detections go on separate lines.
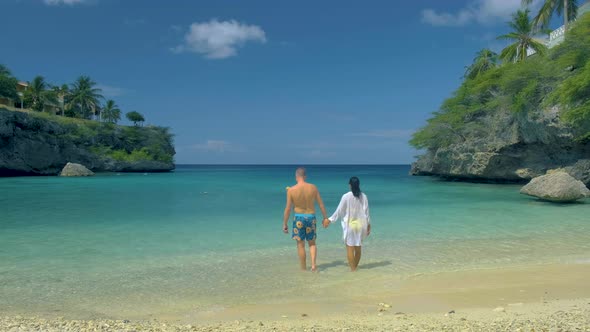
282, 167, 371, 272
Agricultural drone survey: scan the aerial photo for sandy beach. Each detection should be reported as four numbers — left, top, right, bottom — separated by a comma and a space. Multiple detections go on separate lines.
2, 262, 589, 331
3, 300, 590, 331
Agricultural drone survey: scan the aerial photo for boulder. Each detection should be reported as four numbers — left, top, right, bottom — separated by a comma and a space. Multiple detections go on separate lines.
548, 159, 590, 187
59, 162, 94, 177
520, 172, 590, 202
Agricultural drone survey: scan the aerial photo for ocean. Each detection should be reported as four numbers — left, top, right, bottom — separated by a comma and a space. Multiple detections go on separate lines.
0, 165, 589, 319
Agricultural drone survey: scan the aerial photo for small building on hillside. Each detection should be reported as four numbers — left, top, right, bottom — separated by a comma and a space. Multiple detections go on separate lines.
0, 81, 28, 109
528, 1, 590, 56
0, 81, 63, 113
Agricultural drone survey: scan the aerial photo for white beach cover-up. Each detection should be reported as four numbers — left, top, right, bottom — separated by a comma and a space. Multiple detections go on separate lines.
328, 192, 370, 246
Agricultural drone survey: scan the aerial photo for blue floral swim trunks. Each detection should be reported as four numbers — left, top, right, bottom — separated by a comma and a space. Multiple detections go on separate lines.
292, 214, 317, 241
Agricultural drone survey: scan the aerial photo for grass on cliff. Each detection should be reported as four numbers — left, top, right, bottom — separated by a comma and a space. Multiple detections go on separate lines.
411, 14, 590, 150
10, 108, 175, 164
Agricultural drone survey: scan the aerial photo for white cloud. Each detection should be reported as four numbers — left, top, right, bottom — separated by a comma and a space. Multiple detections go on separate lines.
421, 8, 474, 27
351, 129, 414, 139
189, 140, 246, 153
421, 0, 541, 27
96, 84, 126, 98
172, 19, 266, 59
44, 0, 90, 5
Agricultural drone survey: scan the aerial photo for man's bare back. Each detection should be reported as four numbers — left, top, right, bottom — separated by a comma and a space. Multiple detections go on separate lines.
282, 167, 329, 272
288, 182, 321, 215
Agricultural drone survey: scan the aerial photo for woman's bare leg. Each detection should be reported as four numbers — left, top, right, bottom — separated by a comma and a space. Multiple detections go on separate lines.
353, 246, 362, 270
346, 245, 356, 271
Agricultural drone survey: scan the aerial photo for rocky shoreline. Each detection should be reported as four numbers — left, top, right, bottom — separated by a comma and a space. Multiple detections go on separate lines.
2, 300, 589, 332
0, 108, 175, 176
410, 108, 590, 188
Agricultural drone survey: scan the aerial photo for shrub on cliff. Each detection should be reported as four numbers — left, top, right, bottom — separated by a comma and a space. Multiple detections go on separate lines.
0, 64, 18, 101
19, 109, 175, 164
411, 14, 590, 150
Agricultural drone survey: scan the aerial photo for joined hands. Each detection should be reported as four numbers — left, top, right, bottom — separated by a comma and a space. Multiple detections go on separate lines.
322, 218, 330, 228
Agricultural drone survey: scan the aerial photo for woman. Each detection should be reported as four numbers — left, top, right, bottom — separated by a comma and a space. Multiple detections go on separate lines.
325, 177, 370, 271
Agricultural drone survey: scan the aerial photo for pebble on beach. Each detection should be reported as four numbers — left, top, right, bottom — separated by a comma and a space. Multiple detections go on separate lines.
1, 301, 589, 332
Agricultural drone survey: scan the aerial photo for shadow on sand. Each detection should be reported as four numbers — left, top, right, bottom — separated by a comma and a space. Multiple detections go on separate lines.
361, 260, 392, 269
317, 260, 348, 270
317, 260, 392, 271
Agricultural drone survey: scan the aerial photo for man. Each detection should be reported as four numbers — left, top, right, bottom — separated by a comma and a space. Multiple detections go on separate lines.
283, 167, 329, 272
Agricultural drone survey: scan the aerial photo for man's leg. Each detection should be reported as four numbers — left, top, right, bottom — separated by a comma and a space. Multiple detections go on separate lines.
353, 246, 362, 270
297, 240, 306, 271
346, 245, 356, 271
308, 239, 317, 272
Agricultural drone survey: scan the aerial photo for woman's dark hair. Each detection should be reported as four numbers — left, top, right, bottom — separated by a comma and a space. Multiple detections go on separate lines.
349, 176, 361, 198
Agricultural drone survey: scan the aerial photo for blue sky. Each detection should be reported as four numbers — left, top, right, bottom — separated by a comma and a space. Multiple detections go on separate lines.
0, 0, 569, 164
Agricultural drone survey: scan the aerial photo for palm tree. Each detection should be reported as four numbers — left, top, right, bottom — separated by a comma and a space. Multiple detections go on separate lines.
522, 0, 579, 31
101, 99, 122, 124
498, 10, 548, 63
67, 76, 103, 119
23, 76, 58, 112
464, 49, 499, 80
52, 84, 69, 116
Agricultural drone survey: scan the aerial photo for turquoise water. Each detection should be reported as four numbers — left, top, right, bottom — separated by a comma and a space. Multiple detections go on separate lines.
0, 165, 589, 319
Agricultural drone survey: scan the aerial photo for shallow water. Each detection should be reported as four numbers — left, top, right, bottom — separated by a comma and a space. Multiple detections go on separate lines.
0, 165, 589, 319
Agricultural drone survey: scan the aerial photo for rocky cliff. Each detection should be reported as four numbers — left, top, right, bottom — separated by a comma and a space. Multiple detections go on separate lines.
0, 108, 175, 176
410, 14, 590, 186
410, 107, 590, 184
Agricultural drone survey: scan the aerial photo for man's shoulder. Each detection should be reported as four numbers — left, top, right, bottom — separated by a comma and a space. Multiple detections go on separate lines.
305, 182, 318, 190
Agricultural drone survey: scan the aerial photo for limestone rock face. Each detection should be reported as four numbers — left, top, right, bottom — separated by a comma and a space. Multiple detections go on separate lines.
520, 172, 590, 202
548, 159, 590, 187
411, 107, 590, 183
0, 108, 175, 176
59, 162, 94, 177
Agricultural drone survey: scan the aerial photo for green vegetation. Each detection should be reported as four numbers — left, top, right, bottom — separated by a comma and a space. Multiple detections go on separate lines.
464, 49, 498, 80
411, 13, 590, 150
0, 66, 147, 126
523, 0, 579, 30
126, 111, 145, 126
23, 76, 58, 112
18, 110, 177, 164
497, 10, 547, 63
87, 125, 175, 164
102, 100, 122, 124
0, 64, 18, 101
67, 76, 103, 119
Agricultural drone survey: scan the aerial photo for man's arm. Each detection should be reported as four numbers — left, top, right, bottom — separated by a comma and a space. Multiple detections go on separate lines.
315, 187, 329, 224
283, 190, 293, 233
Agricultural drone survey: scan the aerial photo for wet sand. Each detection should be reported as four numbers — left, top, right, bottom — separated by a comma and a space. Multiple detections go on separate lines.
2, 263, 590, 331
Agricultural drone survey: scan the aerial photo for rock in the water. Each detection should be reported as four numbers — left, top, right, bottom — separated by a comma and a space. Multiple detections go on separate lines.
520, 172, 589, 202
59, 162, 94, 177
549, 159, 590, 187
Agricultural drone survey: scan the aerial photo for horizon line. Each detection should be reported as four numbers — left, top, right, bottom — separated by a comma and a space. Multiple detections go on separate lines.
175, 163, 412, 166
